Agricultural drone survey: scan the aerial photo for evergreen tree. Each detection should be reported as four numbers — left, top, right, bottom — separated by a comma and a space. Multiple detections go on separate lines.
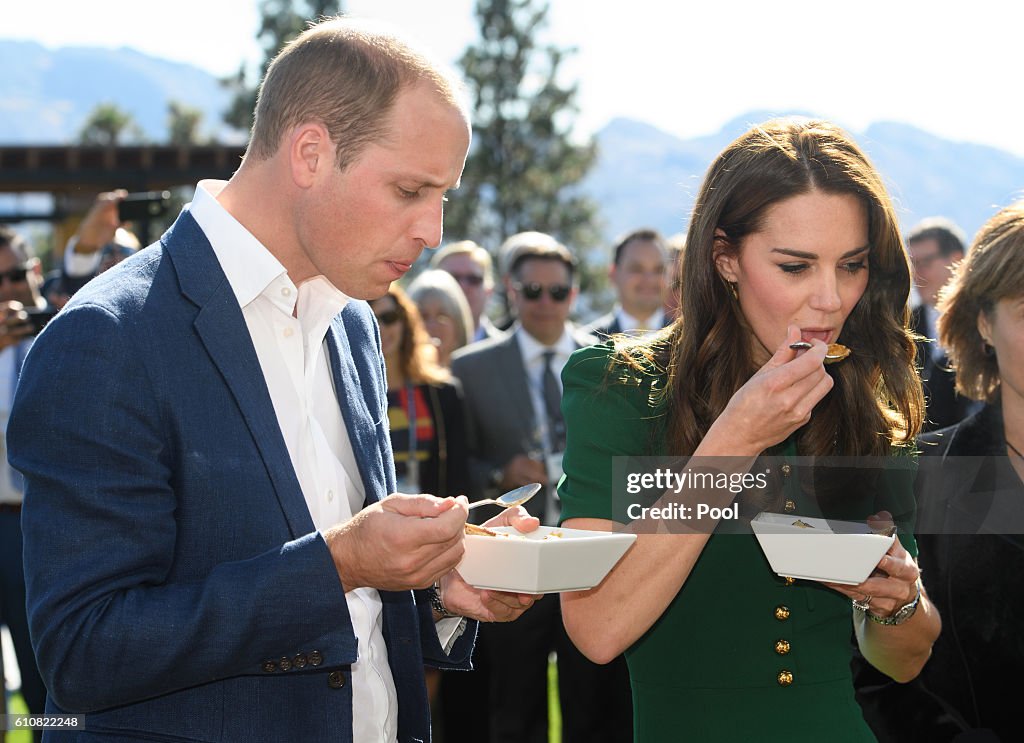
446, 0, 602, 260
168, 101, 205, 145
223, 0, 344, 132
77, 102, 144, 146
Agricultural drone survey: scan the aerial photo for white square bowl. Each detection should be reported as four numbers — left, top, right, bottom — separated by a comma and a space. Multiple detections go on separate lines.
750, 512, 895, 585
457, 525, 637, 593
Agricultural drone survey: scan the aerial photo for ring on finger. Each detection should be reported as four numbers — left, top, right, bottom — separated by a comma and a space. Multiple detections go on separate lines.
852, 593, 873, 611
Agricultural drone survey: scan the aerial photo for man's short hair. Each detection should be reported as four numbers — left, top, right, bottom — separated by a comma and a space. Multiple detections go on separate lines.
248, 17, 468, 172
430, 240, 494, 288
612, 228, 665, 266
0, 225, 32, 262
906, 217, 967, 258
500, 231, 576, 282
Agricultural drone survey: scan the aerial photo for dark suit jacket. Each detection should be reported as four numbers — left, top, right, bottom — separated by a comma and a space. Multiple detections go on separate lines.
855, 404, 1023, 742
8, 209, 473, 742
911, 304, 981, 432
449, 325, 596, 521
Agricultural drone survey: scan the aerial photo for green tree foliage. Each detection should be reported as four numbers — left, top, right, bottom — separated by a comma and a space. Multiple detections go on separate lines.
77, 102, 144, 146
445, 0, 602, 261
168, 101, 205, 145
223, 0, 344, 132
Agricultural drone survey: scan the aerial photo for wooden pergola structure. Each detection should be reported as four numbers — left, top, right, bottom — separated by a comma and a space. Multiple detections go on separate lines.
0, 143, 246, 249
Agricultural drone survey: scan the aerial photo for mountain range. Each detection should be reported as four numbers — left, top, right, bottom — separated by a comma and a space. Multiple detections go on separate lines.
3, 40, 1023, 243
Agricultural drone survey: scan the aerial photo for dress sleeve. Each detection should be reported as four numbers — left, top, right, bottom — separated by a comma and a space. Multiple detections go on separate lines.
557, 343, 666, 524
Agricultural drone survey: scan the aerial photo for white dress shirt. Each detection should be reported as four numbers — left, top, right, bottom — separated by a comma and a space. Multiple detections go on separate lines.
616, 306, 665, 336
515, 324, 577, 524
0, 340, 31, 505
190, 180, 398, 743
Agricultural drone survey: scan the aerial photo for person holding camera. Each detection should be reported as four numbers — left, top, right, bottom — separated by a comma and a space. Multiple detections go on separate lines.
0, 226, 48, 737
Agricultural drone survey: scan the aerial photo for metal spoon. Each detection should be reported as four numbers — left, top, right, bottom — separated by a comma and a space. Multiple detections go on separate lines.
466, 482, 542, 511
789, 341, 850, 362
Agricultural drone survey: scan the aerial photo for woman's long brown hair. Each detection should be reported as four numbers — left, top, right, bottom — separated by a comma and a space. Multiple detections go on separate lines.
618, 118, 924, 457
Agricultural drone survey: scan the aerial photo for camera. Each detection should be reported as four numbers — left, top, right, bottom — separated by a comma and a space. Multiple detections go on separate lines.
25, 307, 58, 335
117, 191, 172, 222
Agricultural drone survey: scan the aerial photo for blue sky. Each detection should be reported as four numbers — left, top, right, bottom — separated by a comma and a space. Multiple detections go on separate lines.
8, 0, 1024, 156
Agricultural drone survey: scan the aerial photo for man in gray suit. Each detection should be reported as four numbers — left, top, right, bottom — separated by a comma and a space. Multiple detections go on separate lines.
450, 232, 632, 743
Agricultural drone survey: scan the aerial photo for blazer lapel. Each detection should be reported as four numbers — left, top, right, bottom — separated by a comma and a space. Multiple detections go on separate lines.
498, 334, 537, 444
167, 213, 312, 538
326, 309, 390, 507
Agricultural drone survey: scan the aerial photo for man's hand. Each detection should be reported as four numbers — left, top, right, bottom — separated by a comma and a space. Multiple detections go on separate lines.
500, 455, 547, 491
324, 493, 469, 592
0, 301, 32, 352
438, 505, 540, 622
74, 190, 127, 254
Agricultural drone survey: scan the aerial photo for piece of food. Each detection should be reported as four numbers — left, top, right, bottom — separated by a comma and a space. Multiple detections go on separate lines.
824, 343, 851, 364
791, 519, 815, 529
464, 523, 498, 536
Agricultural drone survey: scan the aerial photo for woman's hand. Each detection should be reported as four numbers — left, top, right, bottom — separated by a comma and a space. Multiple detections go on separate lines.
822, 512, 920, 617
705, 325, 834, 455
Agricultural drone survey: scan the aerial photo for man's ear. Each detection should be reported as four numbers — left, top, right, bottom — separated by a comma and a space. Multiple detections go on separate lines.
289, 123, 330, 188
712, 228, 739, 283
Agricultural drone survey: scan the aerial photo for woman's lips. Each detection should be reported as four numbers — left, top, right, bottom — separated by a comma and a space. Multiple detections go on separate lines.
800, 329, 832, 344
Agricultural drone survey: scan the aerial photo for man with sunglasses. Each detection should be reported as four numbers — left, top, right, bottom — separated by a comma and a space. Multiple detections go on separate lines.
0, 226, 48, 736
430, 240, 502, 343
450, 232, 633, 742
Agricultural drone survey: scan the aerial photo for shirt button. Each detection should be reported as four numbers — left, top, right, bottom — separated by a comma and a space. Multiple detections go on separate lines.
327, 671, 346, 689
775, 639, 791, 655
327, 489, 334, 502
281, 287, 292, 297
774, 605, 791, 621
777, 669, 794, 686
283, 327, 294, 338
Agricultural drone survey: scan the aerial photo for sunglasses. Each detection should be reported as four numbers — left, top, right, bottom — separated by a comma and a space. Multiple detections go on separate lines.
514, 282, 571, 302
449, 272, 485, 287
374, 309, 402, 326
0, 266, 29, 284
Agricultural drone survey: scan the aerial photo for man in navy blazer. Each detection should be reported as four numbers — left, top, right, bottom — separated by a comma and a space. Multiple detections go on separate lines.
8, 18, 534, 743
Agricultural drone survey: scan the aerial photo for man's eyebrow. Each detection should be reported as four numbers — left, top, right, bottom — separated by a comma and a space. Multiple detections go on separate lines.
770, 245, 871, 259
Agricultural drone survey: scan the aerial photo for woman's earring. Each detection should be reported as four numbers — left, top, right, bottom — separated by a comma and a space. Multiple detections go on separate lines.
728, 281, 738, 300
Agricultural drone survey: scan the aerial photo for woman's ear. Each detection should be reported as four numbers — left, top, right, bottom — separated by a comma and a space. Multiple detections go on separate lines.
976, 310, 993, 345
713, 228, 739, 283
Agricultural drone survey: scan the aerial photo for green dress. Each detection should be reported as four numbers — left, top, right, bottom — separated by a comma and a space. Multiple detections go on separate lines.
557, 343, 917, 743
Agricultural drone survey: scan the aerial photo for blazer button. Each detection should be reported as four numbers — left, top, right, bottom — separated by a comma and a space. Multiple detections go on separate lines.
782, 576, 795, 586
327, 671, 346, 689
784, 499, 797, 512
309, 650, 323, 667
775, 639, 791, 655
278, 656, 292, 672
261, 660, 277, 673
774, 605, 791, 621
777, 669, 794, 686
293, 653, 307, 669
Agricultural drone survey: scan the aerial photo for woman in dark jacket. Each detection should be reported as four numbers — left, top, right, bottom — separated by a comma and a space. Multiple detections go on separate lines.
856, 200, 1024, 742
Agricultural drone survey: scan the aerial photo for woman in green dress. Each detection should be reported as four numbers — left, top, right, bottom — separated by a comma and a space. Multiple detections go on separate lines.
558, 118, 942, 741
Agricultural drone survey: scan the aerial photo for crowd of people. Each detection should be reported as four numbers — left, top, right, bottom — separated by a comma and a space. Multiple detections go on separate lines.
1, 14, 1021, 743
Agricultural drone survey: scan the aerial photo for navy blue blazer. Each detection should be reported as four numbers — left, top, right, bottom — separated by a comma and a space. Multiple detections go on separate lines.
9, 209, 473, 742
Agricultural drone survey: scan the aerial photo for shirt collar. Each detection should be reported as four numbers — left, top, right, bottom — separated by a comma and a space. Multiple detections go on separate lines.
189, 180, 351, 326
616, 305, 664, 331
515, 322, 576, 364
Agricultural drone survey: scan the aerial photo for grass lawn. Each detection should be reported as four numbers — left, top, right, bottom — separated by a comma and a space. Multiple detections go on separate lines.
4, 690, 32, 743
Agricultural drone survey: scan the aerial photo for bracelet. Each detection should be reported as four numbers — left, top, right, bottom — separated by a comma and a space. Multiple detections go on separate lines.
854, 583, 921, 626
428, 579, 458, 619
